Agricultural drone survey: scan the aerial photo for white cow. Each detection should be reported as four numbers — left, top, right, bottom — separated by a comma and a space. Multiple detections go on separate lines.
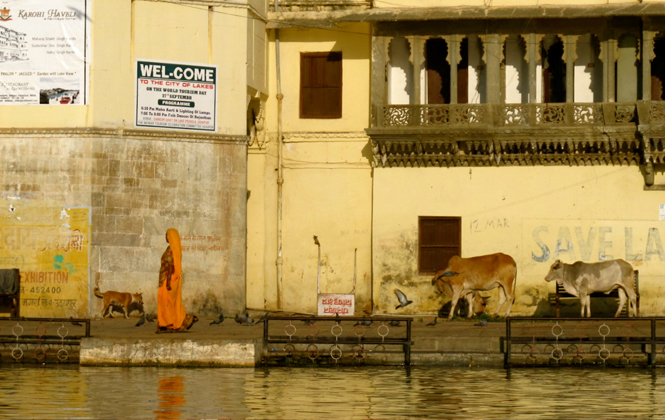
544, 259, 638, 317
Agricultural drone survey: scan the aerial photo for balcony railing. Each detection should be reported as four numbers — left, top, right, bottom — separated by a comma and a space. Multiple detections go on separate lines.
366, 101, 665, 168
377, 102, 641, 128
269, 0, 371, 12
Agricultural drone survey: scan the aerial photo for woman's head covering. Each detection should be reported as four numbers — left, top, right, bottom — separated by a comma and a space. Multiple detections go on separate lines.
166, 228, 182, 279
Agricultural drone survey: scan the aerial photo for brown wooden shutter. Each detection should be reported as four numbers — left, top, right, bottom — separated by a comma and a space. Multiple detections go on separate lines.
419, 216, 461, 274
300, 52, 342, 119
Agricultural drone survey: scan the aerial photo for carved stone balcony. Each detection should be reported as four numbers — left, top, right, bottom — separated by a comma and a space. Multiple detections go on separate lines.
637, 101, 665, 167
365, 102, 665, 168
269, 0, 371, 13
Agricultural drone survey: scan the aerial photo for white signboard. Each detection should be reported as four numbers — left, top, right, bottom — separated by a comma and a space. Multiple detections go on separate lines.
317, 293, 355, 316
135, 59, 217, 131
0, 0, 90, 105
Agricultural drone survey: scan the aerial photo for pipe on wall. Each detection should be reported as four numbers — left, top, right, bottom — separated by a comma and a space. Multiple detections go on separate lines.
275, 0, 284, 309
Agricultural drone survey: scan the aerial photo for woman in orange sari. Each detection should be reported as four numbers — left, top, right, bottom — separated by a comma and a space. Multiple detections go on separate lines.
157, 228, 198, 332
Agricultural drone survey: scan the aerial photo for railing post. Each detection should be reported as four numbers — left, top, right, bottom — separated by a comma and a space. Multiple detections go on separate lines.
566, 103, 575, 125
504, 317, 511, 368
263, 316, 269, 364
650, 318, 656, 367
377, 104, 385, 128
601, 103, 615, 125
405, 319, 412, 366
410, 105, 419, 127
528, 103, 537, 126
488, 104, 498, 128
635, 100, 649, 125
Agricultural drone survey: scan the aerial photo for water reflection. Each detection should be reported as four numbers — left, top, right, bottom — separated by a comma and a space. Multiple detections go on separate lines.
155, 376, 185, 419
1, 365, 665, 419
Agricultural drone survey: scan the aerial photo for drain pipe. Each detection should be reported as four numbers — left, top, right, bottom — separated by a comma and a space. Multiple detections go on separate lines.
275, 0, 284, 309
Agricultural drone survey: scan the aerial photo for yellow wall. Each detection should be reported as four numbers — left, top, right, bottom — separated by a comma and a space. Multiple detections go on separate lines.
0, 0, 264, 318
248, 23, 373, 314
373, 165, 665, 316
0, 200, 90, 317
0, 0, 265, 135
265, 24, 371, 132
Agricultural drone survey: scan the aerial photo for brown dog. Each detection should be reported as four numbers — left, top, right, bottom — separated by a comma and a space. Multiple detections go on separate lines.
94, 287, 144, 318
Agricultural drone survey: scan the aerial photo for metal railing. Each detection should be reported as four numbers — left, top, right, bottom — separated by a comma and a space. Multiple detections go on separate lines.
262, 315, 412, 365
0, 317, 91, 363
505, 317, 665, 368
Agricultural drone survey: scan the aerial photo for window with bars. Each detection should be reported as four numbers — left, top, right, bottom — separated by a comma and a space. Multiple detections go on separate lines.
300, 52, 342, 119
418, 216, 461, 274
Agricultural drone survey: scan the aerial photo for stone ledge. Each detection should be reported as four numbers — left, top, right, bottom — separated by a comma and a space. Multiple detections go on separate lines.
414, 336, 502, 353
268, 3, 665, 27
0, 127, 248, 145
80, 337, 261, 366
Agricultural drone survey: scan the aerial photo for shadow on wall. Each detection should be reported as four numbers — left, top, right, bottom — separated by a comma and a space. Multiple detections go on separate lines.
531, 297, 629, 318
190, 291, 223, 316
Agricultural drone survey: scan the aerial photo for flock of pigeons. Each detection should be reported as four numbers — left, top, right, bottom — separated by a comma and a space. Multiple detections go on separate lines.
133, 287, 489, 328
134, 312, 154, 327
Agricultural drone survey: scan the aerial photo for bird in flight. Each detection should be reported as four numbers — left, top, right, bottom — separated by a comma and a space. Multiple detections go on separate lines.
394, 289, 413, 309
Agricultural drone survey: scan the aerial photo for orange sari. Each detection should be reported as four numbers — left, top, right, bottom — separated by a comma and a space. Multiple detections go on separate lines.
157, 228, 196, 331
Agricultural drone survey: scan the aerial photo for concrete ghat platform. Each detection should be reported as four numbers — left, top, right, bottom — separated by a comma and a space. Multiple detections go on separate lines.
79, 315, 506, 367
81, 337, 262, 366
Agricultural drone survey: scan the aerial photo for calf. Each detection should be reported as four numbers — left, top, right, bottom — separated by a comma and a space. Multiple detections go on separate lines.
437, 292, 490, 319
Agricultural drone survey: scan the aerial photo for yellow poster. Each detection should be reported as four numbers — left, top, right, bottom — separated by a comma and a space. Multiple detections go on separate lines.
0, 201, 90, 318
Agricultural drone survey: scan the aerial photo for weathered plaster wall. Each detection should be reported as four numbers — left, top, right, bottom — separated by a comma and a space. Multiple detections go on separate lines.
90, 133, 247, 317
0, 0, 261, 317
373, 165, 665, 316
279, 134, 373, 315
0, 132, 247, 316
248, 24, 373, 314
247, 132, 373, 315
266, 24, 371, 132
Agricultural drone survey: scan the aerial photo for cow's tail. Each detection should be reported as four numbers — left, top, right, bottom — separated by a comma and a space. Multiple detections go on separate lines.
510, 266, 517, 303
93, 287, 104, 299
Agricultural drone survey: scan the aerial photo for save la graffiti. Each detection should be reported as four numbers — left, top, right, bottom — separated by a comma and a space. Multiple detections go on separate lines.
530, 225, 664, 263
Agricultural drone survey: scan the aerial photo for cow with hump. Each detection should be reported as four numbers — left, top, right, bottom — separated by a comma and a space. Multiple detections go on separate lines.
431, 253, 517, 321
545, 259, 638, 317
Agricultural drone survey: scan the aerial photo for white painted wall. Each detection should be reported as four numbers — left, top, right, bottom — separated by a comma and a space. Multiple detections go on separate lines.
505, 35, 528, 104
574, 34, 595, 103
468, 35, 484, 104
389, 37, 413, 105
